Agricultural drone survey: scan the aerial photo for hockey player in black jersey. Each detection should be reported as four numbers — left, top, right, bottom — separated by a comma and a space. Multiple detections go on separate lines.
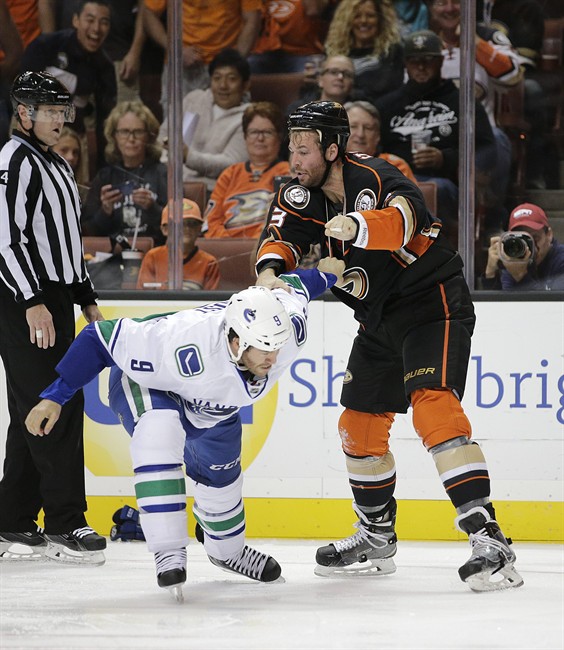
255, 100, 523, 592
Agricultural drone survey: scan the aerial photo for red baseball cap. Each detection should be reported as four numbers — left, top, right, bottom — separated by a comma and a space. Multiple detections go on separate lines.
161, 198, 203, 224
508, 203, 549, 231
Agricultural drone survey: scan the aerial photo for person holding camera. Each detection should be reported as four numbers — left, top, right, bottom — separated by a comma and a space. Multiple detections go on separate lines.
81, 100, 167, 247
481, 203, 564, 291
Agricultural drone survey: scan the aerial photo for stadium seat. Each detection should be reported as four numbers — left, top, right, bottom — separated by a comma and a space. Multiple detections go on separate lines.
197, 237, 257, 291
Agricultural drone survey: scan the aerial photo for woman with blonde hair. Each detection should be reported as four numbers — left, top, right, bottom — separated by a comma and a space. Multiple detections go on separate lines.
82, 101, 167, 246
52, 126, 90, 200
324, 0, 404, 104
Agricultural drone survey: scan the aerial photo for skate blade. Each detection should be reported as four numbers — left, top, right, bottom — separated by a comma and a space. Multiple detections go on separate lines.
45, 543, 106, 566
0, 543, 47, 561
314, 556, 397, 578
465, 564, 524, 592
166, 585, 184, 603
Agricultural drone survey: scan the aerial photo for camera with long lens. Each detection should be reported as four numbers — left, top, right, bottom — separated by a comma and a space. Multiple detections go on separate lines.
500, 231, 535, 262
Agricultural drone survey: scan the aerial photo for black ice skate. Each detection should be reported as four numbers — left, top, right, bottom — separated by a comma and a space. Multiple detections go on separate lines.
456, 506, 524, 592
208, 545, 282, 583
155, 548, 187, 603
315, 499, 398, 577
0, 529, 47, 560
44, 526, 106, 566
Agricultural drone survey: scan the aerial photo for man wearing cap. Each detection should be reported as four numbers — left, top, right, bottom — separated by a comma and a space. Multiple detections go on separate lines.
137, 198, 220, 290
376, 29, 496, 243
482, 203, 564, 291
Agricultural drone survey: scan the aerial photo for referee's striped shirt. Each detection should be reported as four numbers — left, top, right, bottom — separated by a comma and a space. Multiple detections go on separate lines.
0, 130, 97, 307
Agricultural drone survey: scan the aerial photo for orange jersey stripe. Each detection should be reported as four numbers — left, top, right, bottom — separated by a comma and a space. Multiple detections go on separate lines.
445, 476, 490, 492
439, 283, 450, 387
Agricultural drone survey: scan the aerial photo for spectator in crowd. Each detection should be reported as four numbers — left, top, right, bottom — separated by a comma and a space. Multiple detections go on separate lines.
21, 0, 116, 175
38, 0, 165, 122
0, 0, 23, 147
52, 125, 89, 199
287, 55, 356, 115
425, 0, 520, 209
143, 0, 261, 111
203, 102, 291, 239
480, 0, 555, 189
345, 100, 416, 182
376, 30, 496, 241
159, 48, 251, 194
137, 198, 219, 290
2, 0, 55, 48
249, 0, 331, 74
480, 203, 564, 291
393, 0, 429, 37
82, 100, 167, 246
324, 0, 404, 105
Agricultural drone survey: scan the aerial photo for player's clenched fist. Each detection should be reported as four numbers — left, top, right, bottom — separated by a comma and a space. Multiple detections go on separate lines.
325, 214, 357, 241
317, 256, 346, 285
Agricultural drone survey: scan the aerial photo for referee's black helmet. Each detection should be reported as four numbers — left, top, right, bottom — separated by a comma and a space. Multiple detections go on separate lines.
11, 71, 75, 121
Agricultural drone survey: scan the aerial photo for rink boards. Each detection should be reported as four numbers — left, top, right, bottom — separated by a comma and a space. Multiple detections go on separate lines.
0, 298, 562, 541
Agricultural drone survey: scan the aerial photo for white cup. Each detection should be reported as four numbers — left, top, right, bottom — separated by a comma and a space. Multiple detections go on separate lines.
411, 130, 432, 154
121, 249, 144, 288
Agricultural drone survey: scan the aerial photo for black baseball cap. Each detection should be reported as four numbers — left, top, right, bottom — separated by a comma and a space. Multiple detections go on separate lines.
403, 30, 443, 58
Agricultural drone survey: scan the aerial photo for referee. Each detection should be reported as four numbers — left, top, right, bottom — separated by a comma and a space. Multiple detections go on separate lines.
0, 72, 106, 564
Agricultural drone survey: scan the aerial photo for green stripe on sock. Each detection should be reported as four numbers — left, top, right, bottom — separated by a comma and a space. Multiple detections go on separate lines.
194, 508, 245, 532
135, 478, 186, 498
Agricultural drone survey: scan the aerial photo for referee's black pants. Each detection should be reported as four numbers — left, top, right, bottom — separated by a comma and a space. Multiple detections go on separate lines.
0, 282, 88, 534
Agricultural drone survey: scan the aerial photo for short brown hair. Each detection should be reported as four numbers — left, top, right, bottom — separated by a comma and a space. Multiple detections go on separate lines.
242, 102, 285, 136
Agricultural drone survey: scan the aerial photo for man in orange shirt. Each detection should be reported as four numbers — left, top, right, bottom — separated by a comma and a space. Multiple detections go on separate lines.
137, 198, 220, 291
143, 0, 261, 108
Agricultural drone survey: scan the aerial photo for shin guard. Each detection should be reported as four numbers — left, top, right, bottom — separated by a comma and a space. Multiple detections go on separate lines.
192, 474, 245, 561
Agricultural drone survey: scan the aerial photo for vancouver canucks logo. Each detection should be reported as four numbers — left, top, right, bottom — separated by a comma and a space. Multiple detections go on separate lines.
284, 185, 310, 209
355, 189, 377, 212
244, 308, 256, 322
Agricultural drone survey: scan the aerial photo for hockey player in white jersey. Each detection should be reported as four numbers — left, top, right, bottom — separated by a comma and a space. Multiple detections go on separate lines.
24, 263, 343, 601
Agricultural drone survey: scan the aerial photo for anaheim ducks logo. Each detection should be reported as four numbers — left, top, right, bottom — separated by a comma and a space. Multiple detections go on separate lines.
355, 189, 377, 212
224, 189, 273, 229
284, 185, 310, 209
337, 266, 369, 300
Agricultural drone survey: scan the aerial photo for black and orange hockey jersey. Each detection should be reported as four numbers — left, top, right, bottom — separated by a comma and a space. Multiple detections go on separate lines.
256, 153, 463, 327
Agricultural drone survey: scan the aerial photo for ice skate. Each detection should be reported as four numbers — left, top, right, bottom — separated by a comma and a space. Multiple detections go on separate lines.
155, 548, 187, 603
456, 506, 524, 592
44, 526, 106, 566
208, 545, 282, 583
0, 530, 47, 560
315, 499, 397, 577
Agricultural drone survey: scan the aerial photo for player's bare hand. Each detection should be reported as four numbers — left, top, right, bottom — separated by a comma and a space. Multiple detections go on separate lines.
317, 256, 346, 285
82, 305, 105, 323
325, 215, 357, 241
255, 268, 291, 293
26, 304, 55, 349
25, 399, 61, 436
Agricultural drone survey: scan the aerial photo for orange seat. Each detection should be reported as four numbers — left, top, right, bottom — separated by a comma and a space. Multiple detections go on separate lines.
196, 237, 257, 291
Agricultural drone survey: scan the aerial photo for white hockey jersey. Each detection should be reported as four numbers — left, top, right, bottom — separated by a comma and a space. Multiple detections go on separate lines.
42, 269, 335, 429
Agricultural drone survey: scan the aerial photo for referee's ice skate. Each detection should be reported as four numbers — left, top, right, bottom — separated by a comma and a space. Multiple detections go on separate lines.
44, 526, 106, 565
456, 506, 524, 592
315, 499, 397, 577
0, 530, 47, 560
155, 549, 187, 603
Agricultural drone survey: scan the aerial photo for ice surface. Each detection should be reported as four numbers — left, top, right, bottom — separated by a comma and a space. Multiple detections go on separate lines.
1, 540, 562, 650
